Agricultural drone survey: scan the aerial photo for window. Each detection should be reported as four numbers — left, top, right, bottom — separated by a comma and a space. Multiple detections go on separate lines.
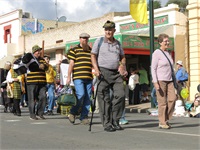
4, 25, 11, 43
49, 52, 55, 60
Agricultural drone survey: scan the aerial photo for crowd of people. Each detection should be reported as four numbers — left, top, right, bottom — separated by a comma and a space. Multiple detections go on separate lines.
0, 21, 199, 133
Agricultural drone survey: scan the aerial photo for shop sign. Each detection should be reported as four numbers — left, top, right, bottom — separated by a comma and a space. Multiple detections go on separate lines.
122, 34, 174, 50
120, 15, 168, 32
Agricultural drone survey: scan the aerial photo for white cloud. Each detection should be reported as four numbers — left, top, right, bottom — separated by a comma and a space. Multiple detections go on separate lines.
0, 0, 168, 22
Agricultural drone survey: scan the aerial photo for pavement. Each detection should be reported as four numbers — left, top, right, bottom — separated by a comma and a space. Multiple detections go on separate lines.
125, 102, 152, 113
1, 105, 199, 150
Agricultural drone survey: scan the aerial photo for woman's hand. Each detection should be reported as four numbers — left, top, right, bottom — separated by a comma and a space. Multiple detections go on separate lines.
154, 82, 160, 90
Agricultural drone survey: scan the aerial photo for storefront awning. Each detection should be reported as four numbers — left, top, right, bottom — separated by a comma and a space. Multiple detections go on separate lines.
65, 25, 174, 54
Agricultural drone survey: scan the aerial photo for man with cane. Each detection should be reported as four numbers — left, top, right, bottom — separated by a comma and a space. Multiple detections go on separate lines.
91, 20, 127, 132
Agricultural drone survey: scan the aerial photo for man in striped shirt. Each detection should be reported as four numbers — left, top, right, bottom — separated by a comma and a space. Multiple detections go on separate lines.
22, 45, 48, 120
66, 33, 93, 125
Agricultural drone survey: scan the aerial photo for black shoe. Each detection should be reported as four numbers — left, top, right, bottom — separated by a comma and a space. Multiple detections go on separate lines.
38, 115, 46, 120
47, 110, 54, 115
4, 107, 8, 113
30, 116, 38, 120
104, 126, 116, 132
112, 121, 124, 130
16, 113, 21, 116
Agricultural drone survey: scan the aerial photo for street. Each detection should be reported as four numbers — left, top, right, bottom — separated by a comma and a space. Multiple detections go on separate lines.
0, 106, 199, 150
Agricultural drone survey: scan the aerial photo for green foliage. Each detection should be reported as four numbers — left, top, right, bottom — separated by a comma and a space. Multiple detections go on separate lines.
165, 0, 188, 8
147, 0, 161, 11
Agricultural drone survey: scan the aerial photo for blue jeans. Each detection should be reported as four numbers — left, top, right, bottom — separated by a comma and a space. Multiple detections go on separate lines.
46, 83, 55, 111
151, 87, 158, 107
70, 79, 92, 121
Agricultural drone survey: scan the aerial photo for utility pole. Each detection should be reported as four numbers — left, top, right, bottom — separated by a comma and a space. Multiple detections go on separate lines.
149, 0, 154, 108
55, 0, 58, 28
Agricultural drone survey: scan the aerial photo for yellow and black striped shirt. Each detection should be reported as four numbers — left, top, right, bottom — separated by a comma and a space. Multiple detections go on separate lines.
22, 53, 47, 85
67, 44, 92, 80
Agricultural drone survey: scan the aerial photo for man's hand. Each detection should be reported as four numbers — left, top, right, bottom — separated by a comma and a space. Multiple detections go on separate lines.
39, 64, 45, 70
66, 77, 71, 86
118, 65, 128, 77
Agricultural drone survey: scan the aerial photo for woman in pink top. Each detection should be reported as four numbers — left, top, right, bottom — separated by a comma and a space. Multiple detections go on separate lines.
151, 33, 177, 129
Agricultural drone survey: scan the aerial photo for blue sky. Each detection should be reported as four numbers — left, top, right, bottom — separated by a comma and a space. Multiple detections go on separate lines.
0, 0, 168, 22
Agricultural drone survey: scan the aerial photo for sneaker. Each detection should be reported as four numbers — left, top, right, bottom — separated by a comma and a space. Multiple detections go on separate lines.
119, 119, 129, 125
68, 114, 75, 124
81, 118, 90, 125
159, 124, 170, 129
38, 115, 46, 120
30, 116, 38, 120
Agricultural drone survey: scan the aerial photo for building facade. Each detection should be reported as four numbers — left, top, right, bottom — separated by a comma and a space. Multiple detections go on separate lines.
0, 2, 199, 101
187, 0, 200, 100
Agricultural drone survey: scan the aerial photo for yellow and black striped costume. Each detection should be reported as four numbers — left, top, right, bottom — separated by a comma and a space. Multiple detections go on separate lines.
22, 53, 48, 85
67, 44, 92, 80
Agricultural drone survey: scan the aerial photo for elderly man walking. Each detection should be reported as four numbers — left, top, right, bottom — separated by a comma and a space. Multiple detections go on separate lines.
91, 20, 127, 132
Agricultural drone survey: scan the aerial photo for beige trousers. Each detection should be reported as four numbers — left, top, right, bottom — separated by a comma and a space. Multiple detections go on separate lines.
156, 81, 177, 125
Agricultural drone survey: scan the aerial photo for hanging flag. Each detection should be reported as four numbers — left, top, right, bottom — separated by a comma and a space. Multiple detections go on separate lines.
130, 0, 148, 24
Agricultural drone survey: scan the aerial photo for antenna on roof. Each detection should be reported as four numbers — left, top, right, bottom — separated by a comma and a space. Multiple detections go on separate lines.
55, 0, 58, 28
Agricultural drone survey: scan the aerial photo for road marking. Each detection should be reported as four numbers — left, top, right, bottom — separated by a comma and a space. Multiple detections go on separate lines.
31, 122, 47, 125
131, 128, 200, 137
5, 120, 21, 122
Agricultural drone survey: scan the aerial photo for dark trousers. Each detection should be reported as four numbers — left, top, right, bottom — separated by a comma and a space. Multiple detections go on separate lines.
97, 67, 125, 128
133, 84, 140, 105
13, 99, 21, 114
27, 84, 47, 118
2, 89, 13, 108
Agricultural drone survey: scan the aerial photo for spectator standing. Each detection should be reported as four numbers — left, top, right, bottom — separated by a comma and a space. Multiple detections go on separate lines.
66, 33, 93, 125
22, 45, 48, 120
175, 60, 188, 99
44, 54, 56, 115
6, 59, 24, 116
0, 61, 12, 113
151, 33, 177, 129
139, 64, 149, 103
151, 87, 158, 108
91, 20, 127, 132
128, 68, 140, 105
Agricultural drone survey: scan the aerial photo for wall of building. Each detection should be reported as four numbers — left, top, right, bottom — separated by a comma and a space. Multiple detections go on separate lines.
187, 0, 200, 100
0, 10, 21, 58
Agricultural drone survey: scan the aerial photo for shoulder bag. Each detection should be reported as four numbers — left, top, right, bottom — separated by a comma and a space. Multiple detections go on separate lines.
159, 49, 178, 89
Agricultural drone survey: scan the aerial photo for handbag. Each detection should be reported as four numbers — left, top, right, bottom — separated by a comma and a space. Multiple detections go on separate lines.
159, 49, 178, 89
57, 85, 77, 106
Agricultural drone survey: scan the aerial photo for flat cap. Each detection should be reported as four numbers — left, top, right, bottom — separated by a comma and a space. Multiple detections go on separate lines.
32, 45, 42, 53
79, 33, 90, 38
103, 20, 115, 28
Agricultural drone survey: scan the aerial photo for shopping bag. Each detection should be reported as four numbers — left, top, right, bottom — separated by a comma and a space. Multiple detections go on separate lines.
57, 86, 77, 106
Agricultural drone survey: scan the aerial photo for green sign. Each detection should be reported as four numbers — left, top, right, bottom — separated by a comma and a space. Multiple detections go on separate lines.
121, 34, 174, 50
65, 35, 122, 53
120, 15, 169, 32
65, 33, 174, 53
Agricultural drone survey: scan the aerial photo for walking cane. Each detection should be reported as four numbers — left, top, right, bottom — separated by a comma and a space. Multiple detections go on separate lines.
89, 75, 103, 132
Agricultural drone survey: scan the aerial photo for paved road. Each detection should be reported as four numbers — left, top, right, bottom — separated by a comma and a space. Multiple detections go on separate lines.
0, 106, 199, 150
